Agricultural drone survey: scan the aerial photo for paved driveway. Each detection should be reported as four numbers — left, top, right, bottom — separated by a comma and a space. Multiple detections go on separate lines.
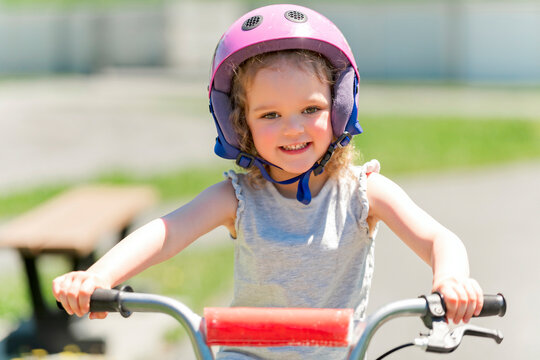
366, 161, 540, 360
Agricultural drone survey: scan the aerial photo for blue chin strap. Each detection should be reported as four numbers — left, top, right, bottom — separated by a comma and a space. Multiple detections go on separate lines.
210, 77, 362, 205
226, 132, 351, 205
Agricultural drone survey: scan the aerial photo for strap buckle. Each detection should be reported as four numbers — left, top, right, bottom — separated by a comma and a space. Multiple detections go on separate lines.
336, 132, 351, 148
313, 132, 351, 176
236, 152, 255, 169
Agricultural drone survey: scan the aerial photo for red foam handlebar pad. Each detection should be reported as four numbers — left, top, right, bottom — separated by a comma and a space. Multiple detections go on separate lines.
204, 307, 353, 347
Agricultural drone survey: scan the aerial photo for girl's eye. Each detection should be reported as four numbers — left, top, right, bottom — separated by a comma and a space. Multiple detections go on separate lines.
303, 106, 320, 114
262, 112, 279, 119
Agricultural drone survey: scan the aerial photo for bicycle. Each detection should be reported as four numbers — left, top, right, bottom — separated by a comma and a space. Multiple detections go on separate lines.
80, 286, 506, 360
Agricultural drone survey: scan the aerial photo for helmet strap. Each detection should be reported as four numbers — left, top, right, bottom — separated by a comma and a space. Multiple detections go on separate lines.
236, 152, 315, 204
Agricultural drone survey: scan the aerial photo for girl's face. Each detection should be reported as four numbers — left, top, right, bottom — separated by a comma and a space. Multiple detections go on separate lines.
245, 59, 333, 181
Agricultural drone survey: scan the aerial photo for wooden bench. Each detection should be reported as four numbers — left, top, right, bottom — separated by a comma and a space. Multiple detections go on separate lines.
0, 184, 157, 355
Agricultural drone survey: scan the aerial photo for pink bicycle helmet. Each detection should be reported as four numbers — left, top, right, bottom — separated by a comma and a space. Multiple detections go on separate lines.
209, 4, 363, 204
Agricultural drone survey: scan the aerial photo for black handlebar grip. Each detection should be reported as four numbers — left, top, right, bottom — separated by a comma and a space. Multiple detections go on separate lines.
89, 286, 133, 317
55, 289, 121, 313
477, 293, 506, 317
89, 288, 122, 313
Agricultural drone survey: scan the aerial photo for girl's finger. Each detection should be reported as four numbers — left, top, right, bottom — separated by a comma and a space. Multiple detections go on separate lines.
89, 312, 108, 320
440, 285, 458, 323
462, 281, 478, 323
470, 279, 484, 316
66, 276, 84, 317
452, 285, 469, 324
79, 277, 97, 314
58, 274, 75, 315
52, 275, 66, 299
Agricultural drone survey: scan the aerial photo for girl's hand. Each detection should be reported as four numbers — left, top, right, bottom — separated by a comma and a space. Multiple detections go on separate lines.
52, 271, 111, 319
433, 277, 484, 324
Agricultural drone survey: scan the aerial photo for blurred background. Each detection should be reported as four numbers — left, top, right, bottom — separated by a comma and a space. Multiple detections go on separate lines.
0, 0, 539, 359
1, 0, 540, 81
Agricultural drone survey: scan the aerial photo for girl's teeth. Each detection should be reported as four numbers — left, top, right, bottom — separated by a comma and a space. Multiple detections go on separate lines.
283, 143, 307, 151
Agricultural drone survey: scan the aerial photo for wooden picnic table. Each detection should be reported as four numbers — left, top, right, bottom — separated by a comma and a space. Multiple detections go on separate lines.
0, 184, 157, 355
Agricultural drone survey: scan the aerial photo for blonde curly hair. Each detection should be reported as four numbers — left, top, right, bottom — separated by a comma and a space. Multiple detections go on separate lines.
229, 49, 356, 187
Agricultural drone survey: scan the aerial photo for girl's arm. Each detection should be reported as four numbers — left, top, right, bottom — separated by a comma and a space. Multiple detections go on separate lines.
52, 180, 237, 318
366, 173, 483, 324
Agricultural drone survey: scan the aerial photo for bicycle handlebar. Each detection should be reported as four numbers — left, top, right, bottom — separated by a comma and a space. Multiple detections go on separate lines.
88, 288, 506, 320
81, 287, 506, 360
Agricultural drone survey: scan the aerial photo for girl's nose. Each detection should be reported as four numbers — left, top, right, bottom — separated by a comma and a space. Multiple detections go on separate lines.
282, 115, 304, 136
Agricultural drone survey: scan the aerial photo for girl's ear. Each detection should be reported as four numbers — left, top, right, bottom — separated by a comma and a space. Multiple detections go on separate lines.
331, 66, 358, 137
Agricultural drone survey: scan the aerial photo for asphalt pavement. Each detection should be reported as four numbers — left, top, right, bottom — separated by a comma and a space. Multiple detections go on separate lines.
0, 73, 538, 359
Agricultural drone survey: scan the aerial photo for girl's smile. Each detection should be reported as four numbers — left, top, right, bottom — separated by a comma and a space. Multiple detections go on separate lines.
245, 58, 333, 184
280, 142, 310, 152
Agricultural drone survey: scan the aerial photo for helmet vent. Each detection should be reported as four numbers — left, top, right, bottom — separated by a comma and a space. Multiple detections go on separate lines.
242, 15, 263, 31
284, 10, 307, 23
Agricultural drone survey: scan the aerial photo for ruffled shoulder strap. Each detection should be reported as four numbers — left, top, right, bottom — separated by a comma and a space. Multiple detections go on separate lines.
363, 159, 381, 176
356, 159, 380, 230
224, 170, 245, 235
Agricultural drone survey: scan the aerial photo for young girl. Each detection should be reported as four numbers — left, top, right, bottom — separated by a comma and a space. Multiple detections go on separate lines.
53, 4, 483, 359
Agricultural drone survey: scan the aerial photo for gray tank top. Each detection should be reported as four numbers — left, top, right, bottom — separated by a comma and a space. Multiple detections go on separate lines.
218, 163, 379, 360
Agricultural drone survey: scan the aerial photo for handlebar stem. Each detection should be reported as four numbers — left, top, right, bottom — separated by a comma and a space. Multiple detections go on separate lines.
348, 298, 428, 360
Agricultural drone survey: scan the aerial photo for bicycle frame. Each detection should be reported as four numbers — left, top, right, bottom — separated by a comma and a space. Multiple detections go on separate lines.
88, 288, 506, 360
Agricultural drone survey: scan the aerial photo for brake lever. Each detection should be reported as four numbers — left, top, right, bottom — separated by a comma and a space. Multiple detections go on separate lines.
451, 324, 504, 344
414, 319, 504, 353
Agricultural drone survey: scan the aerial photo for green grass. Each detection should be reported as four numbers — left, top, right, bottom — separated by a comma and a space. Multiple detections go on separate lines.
0, 272, 31, 323
0, 115, 538, 324
355, 115, 540, 175
0, 185, 68, 220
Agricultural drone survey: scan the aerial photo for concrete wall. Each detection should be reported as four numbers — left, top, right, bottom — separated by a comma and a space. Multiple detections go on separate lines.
0, 6, 167, 73
0, 1, 538, 82
317, 1, 540, 82
164, 1, 244, 78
